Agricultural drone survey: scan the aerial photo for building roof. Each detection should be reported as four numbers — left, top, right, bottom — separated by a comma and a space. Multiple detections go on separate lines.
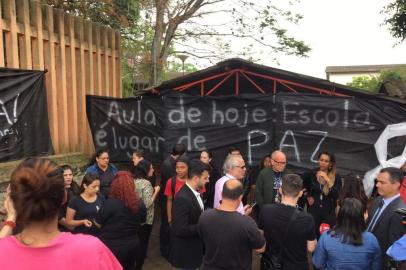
326, 64, 406, 74
148, 58, 405, 104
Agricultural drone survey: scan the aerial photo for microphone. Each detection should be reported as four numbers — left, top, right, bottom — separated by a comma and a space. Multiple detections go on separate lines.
319, 223, 330, 234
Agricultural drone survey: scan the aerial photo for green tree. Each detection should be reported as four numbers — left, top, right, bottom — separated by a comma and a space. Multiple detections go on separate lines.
147, 0, 311, 86
347, 69, 406, 92
382, 0, 406, 43
347, 75, 380, 92
44, 0, 311, 95
43, 0, 153, 97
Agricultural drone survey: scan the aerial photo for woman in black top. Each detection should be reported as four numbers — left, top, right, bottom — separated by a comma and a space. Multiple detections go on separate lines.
95, 171, 146, 270
302, 151, 341, 237
58, 164, 80, 231
200, 149, 221, 209
66, 173, 104, 236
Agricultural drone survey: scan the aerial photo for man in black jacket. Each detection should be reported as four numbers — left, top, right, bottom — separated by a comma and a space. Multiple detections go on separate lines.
367, 167, 406, 269
169, 159, 210, 269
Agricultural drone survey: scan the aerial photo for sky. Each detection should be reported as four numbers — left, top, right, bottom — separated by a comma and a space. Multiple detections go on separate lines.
274, 0, 406, 79
182, 0, 406, 80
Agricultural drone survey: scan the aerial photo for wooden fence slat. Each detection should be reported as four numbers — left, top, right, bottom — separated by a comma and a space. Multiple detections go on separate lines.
111, 27, 116, 97
77, 17, 87, 152
57, 9, 69, 151
116, 32, 121, 98
87, 21, 94, 95
4, 0, 19, 68
22, 0, 32, 69
68, 14, 78, 150
103, 27, 109, 96
0, 1, 5, 67
32, 0, 44, 70
95, 24, 102, 96
45, 5, 59, 152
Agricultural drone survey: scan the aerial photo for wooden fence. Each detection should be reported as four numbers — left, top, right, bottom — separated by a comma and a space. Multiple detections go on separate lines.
0, 0, 121, 154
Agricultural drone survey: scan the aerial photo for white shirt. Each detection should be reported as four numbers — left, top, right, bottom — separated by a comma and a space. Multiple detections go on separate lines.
214, 174, 244, 214
186, 182, 204, 210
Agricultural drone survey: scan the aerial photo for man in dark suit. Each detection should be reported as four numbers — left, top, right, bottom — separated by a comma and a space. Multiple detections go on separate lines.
159, 143, 186, 259
169, 159, 210, 269
367, 167, 406, 269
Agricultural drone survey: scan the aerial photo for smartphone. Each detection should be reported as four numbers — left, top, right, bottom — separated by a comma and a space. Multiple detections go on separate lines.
249, 201, 257, 208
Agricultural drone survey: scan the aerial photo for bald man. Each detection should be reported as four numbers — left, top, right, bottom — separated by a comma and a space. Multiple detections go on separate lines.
255, 150, 287, 208
199, 179, 265, 269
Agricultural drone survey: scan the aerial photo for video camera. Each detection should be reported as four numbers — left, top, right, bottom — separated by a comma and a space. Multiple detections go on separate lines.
395, 208, 406, 227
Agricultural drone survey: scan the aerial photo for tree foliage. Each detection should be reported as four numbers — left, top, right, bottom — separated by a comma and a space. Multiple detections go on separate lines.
347, 69, 406, 92
347, 76, 380, 92
42, 0, 143, 35
382, 0, 406, 42
43, 0, 311, 94
146, 0, 311, 85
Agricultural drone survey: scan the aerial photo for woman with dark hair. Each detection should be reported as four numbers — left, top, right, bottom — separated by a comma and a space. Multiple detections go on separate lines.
95, 171, 146, 270
303, 151, 342, 236
337, 174, 368, 214
58, 164, 80, 231
66, 173, 104, 236
0, 157, 121, 270
85, 148, 118, 197
132, 149, 145, 167
165, 154, 190, 224
200, 149, 221, 208
312, 198, 381, 269
134, 159, 160, 270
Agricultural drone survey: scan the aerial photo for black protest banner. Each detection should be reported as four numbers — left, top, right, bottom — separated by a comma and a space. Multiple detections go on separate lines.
274, 94, 406, 176
86, 92, 406, 182
162, 93, 274, 166
0, 68, 53, 161
86, 95, 165, 162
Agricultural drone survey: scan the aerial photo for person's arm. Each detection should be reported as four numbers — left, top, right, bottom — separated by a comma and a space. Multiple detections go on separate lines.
58, 217, 74, 231
152, 186, 160, 202
246, 217, 266, 253
387, 209, 406, 246
306, 214, 317, 253
303, 171, 315, 206
320, 172, 340, 198
254, 171, 264, 208
171, 196, 198, 237
213, 178, 223, 209
141, 181, 160, 208
166, 195, 173, 224
0, 196, 16, 238
255, 243, 266, 253
312, 233, 327, 269
307, 239, 317, 253
94, 199, 115, 228
371, 235, 382, 270
65, 207, 92, 228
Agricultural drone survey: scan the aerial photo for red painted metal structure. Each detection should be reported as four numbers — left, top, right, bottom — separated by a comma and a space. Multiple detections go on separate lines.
152, 58, 405, 104
172, 69, 348, 97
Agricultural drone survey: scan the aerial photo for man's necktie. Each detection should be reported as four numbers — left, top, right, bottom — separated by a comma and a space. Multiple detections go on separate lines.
367, 199, 384, 232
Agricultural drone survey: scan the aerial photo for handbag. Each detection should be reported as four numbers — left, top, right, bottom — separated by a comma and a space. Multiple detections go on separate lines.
261, 208, 300, 270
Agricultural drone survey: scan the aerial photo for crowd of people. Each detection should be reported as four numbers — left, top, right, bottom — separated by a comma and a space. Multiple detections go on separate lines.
0, 144, 406, 270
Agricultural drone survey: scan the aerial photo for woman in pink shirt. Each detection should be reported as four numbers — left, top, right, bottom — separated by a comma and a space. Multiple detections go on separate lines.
0, 157, 122, 270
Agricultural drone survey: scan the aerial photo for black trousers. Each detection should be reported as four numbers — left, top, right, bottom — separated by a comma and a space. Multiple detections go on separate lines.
135, 224, 153, 269
102, 237, 138, 270
159, 197, 170, 259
